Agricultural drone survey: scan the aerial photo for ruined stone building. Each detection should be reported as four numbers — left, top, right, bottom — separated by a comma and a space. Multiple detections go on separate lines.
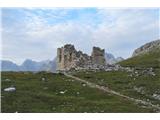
56, 44, 106, 71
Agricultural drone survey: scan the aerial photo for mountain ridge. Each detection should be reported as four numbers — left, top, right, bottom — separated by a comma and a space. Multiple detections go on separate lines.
3, 39, 158, 72
132, 39, 160, 57
1, 52, 123, 72
119, 39, 160, 68
1, 59, 56, 72
105, 53, 124, 64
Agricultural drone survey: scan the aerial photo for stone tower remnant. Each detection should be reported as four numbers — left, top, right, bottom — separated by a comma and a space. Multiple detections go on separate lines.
91, 47, 106, 66
57, 44, 106, 71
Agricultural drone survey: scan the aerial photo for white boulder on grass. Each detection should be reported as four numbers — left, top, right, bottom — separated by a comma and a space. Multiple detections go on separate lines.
4, 87, 16, 92
60, 90, 67, 94
152, 94, 160, 100
5, 79, 11, 82
41, 77, 46, 81
43, 87, 48, 90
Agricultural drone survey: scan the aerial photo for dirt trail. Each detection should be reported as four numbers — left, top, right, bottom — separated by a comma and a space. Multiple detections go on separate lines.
64, 73, 160, 112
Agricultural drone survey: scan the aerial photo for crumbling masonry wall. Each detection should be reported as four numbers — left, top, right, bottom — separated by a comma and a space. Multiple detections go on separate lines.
91, 47, 106, 66
57, 44, 106, 71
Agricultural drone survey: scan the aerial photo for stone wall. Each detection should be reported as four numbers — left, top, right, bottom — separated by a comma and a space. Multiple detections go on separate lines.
57, 44, 106, 71
91, 47, 106, 66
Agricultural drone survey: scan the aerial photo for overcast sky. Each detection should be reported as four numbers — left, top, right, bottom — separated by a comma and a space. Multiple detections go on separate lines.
1, 8, 159, 65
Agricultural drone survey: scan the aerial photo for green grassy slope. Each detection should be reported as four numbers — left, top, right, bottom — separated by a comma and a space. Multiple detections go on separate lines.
1, 72, 154, 113
73, 45, 160, 112
119, 46, 160, 68
73, 69, 160, 110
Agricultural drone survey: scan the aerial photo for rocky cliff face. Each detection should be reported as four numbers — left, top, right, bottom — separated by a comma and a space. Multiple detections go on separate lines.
57, 44, 106, 71
132, 39, 160, 57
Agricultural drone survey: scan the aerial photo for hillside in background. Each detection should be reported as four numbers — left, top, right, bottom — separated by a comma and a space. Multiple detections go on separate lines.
119, 39, 160, 68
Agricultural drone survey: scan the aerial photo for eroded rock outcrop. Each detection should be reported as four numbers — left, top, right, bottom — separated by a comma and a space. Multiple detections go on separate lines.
132, 39, 160, 57
57, 44, 106, 71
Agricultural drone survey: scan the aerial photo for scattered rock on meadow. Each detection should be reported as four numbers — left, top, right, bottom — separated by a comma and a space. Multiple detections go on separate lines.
152, 94, 160, 100
41, 77, 46, 81
4, 87, 16, 92
4, 79, 11, 82
59, 90, 67, 94
43, 87, 48, 90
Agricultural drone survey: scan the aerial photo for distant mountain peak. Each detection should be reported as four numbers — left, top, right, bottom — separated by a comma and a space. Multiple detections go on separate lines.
105, 53, 124, 64
1, 60, 19, 71
1, 59, 56, 72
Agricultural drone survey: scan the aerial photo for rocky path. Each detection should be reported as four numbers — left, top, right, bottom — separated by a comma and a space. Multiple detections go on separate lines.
64, 73, 160, 112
